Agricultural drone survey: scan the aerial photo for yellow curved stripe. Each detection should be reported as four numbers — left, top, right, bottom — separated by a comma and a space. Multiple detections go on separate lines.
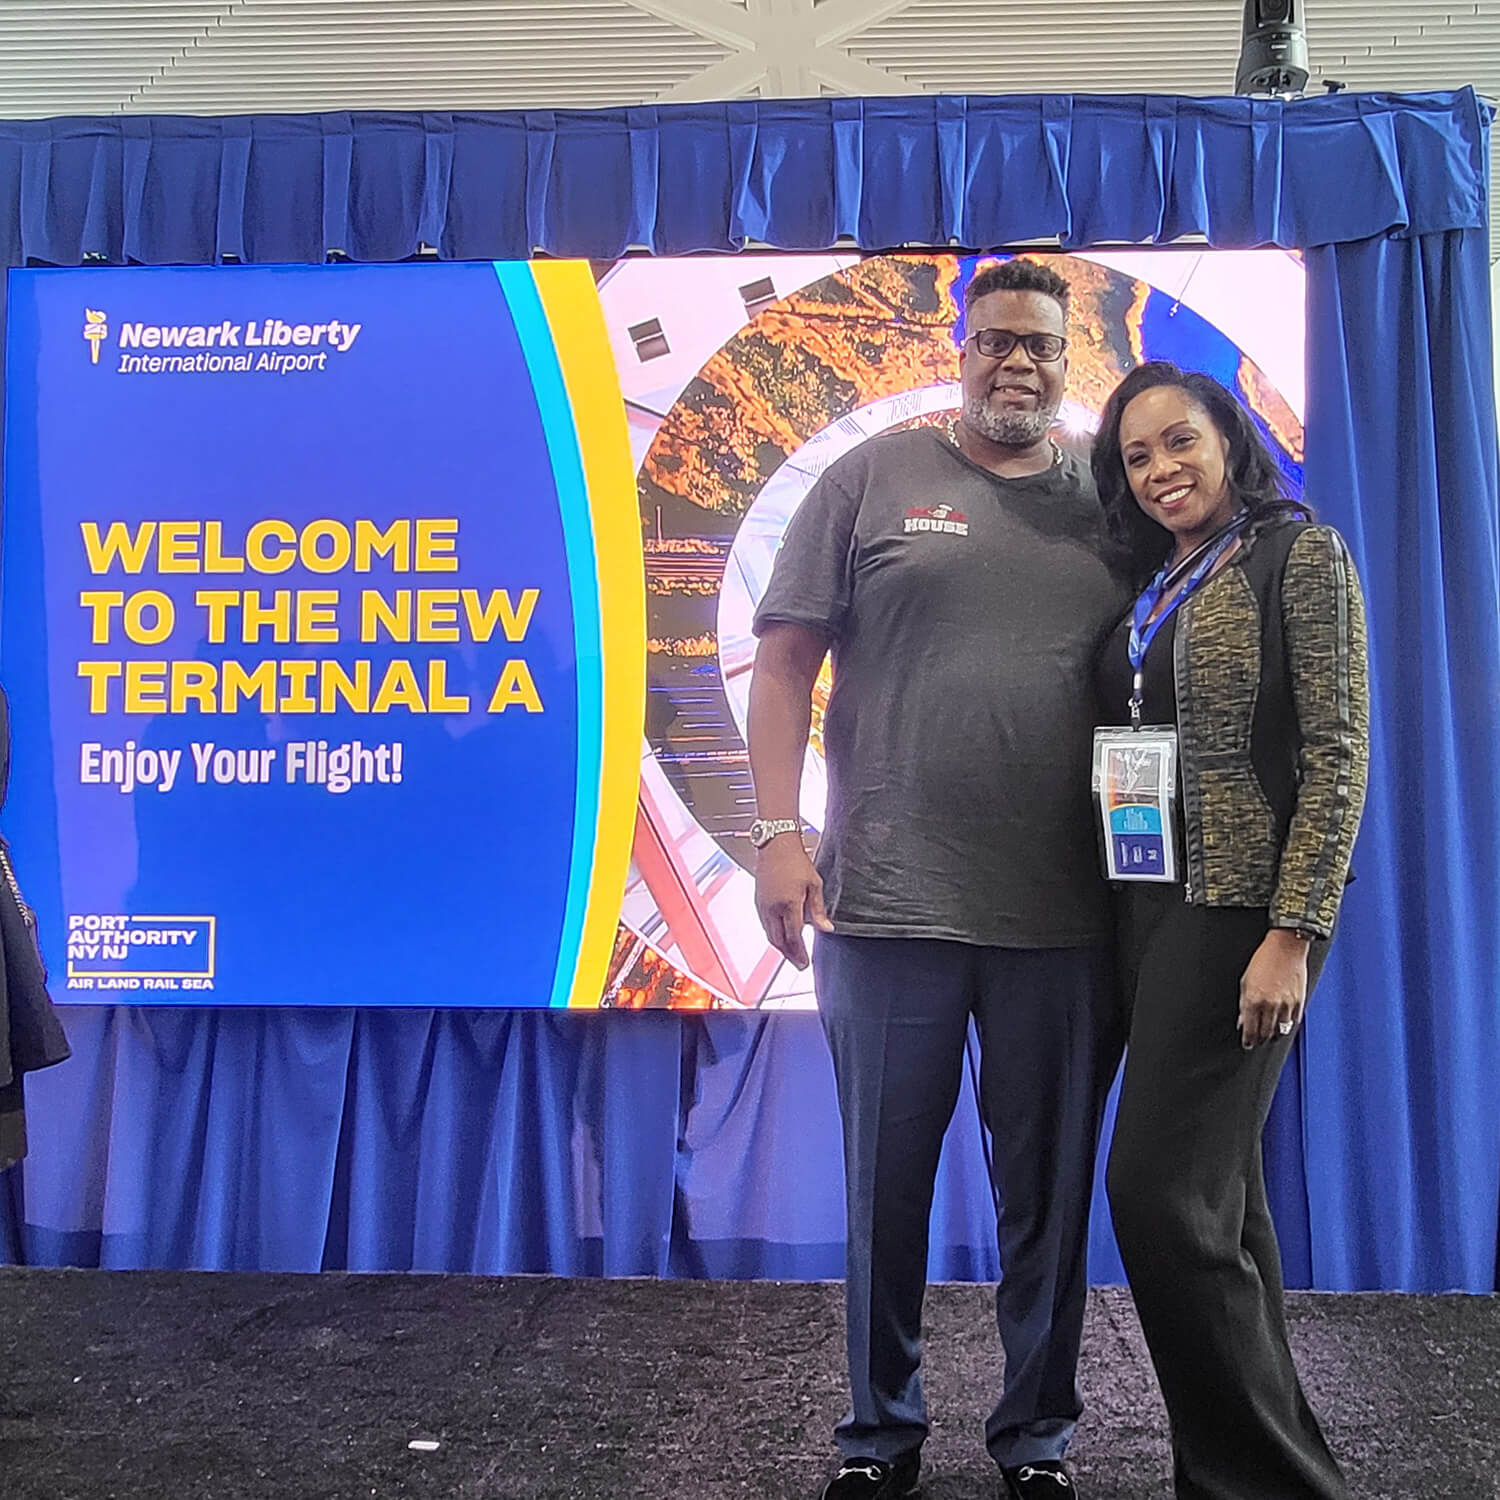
530, 260, 646, 1008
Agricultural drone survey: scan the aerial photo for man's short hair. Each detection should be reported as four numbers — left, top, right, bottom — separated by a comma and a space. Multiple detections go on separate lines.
964, 258, 1070, 316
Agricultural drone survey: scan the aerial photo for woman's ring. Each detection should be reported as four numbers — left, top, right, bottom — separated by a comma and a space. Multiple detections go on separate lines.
1277, 1020, 1294, 1035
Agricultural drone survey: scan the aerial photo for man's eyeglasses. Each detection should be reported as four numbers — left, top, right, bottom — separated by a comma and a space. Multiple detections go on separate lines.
965, 329, 1067, 363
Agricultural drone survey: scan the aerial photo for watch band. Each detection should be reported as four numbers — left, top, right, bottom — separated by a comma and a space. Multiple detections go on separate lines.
750, 818, 801, 849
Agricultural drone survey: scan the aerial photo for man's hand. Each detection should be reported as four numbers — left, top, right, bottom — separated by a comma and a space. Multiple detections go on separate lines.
747, 622, 833, 968
754, 835, 834, 970
1238, 928, 1310, 1050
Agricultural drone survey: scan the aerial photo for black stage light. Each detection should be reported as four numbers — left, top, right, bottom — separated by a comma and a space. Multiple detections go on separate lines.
1234, 0, 1310, 96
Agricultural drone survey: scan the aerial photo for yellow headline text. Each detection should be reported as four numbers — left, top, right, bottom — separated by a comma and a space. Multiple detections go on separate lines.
81, 519, 460, 575
76, 659, 544, 716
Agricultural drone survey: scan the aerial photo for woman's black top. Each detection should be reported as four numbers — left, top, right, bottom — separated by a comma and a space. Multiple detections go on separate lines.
1096, 608, 1178, 731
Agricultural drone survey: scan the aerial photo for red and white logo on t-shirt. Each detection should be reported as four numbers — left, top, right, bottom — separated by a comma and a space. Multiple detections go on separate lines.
903, 503, 969, 536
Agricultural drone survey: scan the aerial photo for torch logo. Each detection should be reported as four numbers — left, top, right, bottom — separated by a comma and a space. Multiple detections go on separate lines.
83, 309, 108, 363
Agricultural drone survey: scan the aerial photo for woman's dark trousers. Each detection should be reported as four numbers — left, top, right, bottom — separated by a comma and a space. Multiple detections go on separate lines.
1107, 888, 1349, 1500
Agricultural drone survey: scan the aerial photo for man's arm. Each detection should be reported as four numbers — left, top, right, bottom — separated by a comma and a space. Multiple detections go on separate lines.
748, 622, 835, 969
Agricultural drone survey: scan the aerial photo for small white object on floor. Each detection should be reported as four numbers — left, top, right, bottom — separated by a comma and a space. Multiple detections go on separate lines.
407, 1439, 441, 1453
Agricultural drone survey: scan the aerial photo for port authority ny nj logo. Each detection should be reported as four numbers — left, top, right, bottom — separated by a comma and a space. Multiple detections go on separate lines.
84, 308, 108, 363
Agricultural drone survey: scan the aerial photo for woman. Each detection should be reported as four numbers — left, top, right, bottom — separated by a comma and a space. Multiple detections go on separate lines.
1090, 363, 1368, 1499
1, 685, 70, 1177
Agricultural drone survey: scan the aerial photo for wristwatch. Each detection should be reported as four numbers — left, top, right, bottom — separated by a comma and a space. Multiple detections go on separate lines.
749, 818, 801, 849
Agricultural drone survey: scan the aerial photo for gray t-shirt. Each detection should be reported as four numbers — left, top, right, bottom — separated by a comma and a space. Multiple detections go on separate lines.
752, 428, 1129, 948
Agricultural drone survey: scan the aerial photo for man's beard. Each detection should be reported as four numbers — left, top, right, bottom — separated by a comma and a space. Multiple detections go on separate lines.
962, 392, 1058, 449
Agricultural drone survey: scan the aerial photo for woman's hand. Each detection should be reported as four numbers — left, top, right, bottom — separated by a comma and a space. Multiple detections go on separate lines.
1238, 928, 1311, 1049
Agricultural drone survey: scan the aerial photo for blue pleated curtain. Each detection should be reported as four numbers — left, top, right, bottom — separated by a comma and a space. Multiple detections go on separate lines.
1, 91, 1497, 1291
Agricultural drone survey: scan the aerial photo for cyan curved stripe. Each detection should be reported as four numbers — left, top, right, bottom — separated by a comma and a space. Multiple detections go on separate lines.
493, 261, 602, 1009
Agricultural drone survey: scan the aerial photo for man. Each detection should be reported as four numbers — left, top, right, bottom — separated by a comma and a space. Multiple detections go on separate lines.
748, 259, 1128, 1500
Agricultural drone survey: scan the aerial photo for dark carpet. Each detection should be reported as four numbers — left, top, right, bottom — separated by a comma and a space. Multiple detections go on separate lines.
0, 1271, 1496, 1499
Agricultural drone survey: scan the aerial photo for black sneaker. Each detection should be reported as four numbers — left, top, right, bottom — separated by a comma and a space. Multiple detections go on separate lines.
820, 1449, 921, 1499
1001, 1460, 1076, 1498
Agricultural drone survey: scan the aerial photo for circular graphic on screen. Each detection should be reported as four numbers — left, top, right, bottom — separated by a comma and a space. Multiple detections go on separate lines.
637, 253, 1304, 873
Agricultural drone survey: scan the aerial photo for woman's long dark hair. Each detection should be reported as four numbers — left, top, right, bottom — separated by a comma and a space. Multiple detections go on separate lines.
1091, 362, 1309, 586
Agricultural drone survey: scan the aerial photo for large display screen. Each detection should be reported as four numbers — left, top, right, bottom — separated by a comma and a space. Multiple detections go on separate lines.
1, 250, 1305, 1008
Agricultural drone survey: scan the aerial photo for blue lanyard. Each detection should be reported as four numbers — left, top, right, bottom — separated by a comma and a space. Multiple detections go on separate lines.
1127, 512, 1248, 727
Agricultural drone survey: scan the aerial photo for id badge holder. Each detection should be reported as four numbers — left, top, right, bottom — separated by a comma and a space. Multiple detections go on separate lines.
1091, 727, 1180, 883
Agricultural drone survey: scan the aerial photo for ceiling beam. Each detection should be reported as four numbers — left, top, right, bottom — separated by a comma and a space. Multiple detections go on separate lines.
657, 49, 769, 102
807, 50, 913, 97
628, 0, 912, 101
810, 0, 921, 48
624, 0, 760, 51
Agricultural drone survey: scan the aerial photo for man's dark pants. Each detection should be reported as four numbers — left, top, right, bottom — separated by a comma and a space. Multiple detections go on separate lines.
814, 932, 1121, 1468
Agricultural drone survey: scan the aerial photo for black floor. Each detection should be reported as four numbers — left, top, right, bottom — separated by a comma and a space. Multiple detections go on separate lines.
0, 1271, 1496, 1499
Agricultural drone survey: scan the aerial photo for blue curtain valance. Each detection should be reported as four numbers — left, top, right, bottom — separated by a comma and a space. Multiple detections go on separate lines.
0, 90, 1489, 267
